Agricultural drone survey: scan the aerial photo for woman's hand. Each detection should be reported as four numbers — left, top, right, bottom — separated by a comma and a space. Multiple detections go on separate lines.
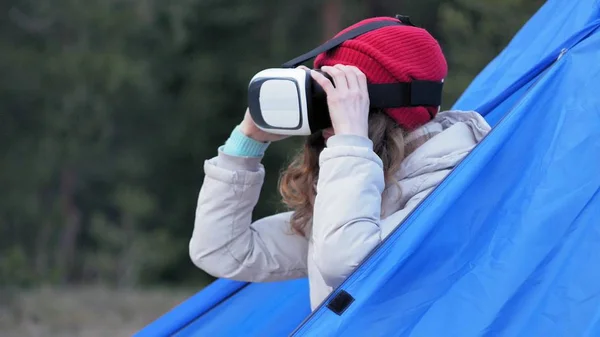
310, 65, 370, 138
239, 108, 288, 143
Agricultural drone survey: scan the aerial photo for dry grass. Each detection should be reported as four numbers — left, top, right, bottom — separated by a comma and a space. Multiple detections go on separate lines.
0, 286, 197, 337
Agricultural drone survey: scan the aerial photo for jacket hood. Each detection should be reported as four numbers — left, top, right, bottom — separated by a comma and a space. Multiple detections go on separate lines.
382, 110, 491, 217
398, 110, 490, 180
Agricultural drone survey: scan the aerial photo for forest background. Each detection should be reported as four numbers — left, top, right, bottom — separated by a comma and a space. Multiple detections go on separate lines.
0, 0, 543, 335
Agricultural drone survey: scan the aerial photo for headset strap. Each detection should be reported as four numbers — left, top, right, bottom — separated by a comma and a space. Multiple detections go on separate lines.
283, 15, 443, 108
282, 19, 409, 68
368, 81, 443, 109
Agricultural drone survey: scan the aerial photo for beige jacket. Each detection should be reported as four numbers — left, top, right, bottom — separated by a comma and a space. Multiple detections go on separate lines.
189, 110, 491, 310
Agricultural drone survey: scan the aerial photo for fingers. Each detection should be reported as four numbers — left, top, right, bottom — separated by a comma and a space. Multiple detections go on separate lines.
310, 69, 335, 94
311, 64, 369, 99
321, 65, 348, 90
338, 64, 360, 90
347, 66, 368, 94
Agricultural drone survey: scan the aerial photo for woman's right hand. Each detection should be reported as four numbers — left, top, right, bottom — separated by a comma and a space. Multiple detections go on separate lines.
239, 108, 288, 143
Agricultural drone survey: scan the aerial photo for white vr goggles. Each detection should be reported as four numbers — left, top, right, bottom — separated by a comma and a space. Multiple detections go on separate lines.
248, 15, 444, 136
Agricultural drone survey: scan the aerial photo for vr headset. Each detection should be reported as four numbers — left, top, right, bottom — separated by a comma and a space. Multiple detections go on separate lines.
247, 15, 444, 136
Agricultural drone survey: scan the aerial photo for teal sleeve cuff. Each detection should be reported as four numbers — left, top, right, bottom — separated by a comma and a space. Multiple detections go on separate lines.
222, 125, 270, 157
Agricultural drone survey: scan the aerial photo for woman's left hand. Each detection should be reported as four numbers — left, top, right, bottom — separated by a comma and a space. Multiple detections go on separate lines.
310, 65, 370, 138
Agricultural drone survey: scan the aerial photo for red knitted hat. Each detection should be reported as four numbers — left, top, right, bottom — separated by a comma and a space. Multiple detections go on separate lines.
314, 17, 448, 131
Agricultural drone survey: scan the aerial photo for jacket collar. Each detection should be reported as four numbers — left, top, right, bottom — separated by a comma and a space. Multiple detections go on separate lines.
396, 110, 490, 181
381, 110, 491, 217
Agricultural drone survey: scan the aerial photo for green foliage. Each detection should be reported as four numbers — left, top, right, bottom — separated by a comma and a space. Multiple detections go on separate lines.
1, 0, 542, 287
438, 0, 545, 104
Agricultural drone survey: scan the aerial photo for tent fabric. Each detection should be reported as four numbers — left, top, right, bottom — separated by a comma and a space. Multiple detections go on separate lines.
173, 279, 310, 337
135, 279, 248, 336
135, 0, 600, 335
452, 0, 600, 120
292, 25, 600, 337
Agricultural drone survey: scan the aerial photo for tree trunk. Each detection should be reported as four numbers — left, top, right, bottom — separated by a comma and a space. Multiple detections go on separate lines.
56, 167, 81, 284
34, 219, 52, 279
322, 0, 343, 41
117, 214, 137, 289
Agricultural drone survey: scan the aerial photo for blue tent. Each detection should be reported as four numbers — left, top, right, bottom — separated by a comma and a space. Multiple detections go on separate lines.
136, 0, 600, 335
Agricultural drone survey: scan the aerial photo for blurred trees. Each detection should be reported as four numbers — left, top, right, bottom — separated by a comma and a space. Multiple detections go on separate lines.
0, 0, 541, 288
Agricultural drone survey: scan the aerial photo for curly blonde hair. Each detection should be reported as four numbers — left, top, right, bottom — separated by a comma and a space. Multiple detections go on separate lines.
278, 109, 411, 236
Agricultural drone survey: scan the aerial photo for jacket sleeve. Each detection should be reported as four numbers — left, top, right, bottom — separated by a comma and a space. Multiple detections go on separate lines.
311, 135, 427, 289
189, 150, 308, 282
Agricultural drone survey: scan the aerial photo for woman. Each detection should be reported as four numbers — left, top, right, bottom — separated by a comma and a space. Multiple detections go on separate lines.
189, 17, 491, 310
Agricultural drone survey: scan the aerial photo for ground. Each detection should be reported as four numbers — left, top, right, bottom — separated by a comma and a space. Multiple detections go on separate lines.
0, 286, 197, 337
